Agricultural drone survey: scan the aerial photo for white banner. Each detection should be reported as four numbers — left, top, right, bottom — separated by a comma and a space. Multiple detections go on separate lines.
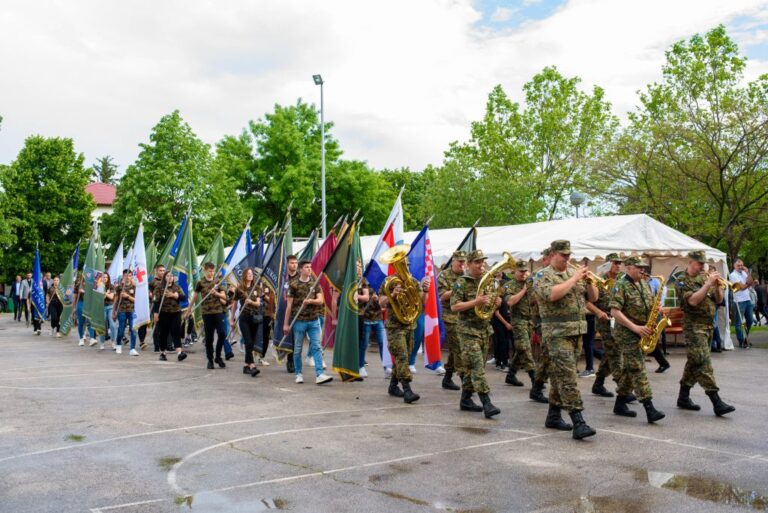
131, 225, 151, 329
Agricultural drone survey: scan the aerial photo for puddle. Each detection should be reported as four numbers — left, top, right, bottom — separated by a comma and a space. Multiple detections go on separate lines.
459, 426, 491, 435
635, 470, 768, 510
174, 492, 287, 511
575, 495, 651, 513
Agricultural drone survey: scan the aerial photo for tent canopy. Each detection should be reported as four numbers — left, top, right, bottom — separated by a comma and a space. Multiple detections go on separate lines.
360, 214, 727, 266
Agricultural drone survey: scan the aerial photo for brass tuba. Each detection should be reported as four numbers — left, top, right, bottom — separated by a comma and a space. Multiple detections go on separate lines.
474, 252, 517, 320
379, 244, 423, 324
639, 275, 669, 354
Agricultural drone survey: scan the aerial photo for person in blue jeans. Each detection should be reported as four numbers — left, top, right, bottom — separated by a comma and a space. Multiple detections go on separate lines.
112, 270, 137, 355
360, 277, 388, 376
283, 260, 333, 385
75, 272, 96, 346
729, 260, 755, 348
99, 279, 117, 350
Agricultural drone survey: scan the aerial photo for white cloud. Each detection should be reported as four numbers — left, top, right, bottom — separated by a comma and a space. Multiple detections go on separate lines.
490, 7, 519, 22
0, 0, 767, 175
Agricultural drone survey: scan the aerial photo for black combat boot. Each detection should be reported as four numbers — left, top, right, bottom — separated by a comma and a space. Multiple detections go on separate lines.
529, 381, 548, 404
286, 358, 295, 374
401, 381, 420, 404
478, 393, 500, 418
441, 370, 460, 390
505, 369, 524, 386
459, 390, 483, 412
625, 393, 637, 403
544, 404, 572, 431
527, 370, 537, 387
568, 411, 596, 440
592, 376, 614, 397
613, 395, 637, 417
641, 398, 665, 423
705, 391, 735, 416
677, 385, 701, 411
388, 375, 404, 397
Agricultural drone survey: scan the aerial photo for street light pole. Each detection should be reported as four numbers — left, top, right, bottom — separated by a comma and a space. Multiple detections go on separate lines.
313, 74, 326, 239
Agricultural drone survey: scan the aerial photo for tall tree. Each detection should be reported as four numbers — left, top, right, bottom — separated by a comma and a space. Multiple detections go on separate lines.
0, 136, 94, 277
91, 155, 118, 184
600, 25, 768, 261
101, 110, 245, 251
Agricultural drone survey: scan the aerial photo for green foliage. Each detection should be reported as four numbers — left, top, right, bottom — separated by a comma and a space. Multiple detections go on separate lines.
0, 136, 94, 279
601, 25, 768, 262
101, 111, 245, 251
379, 167, 436, 231
91, 155, 118, 184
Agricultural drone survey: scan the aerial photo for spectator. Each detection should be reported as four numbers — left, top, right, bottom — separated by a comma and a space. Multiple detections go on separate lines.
729, 259, 755, 348
755, 279, 767, 326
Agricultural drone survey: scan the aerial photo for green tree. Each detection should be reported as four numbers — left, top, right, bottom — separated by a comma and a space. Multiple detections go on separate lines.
101, 111, 245, 251
379, 167, 436, 231
0, 136, 94, 277
91, 155, 118, 184
601, 26, 768, 262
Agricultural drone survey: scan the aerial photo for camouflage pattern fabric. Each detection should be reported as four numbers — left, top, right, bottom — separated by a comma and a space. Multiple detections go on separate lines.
510, 321, 535, 372
546, 335, 584, 411
451, 273, 491, 394
676, 272, 720, 392
437, 268, 462, 324
195, 277, 228, 315
388, 326, 414, 383
443, 322, 464, 375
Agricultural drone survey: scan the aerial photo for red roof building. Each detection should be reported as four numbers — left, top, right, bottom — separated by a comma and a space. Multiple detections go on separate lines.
85, 182, 117, 206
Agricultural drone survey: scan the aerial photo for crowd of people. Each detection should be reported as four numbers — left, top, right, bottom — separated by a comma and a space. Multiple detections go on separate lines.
3, 240, 753, 441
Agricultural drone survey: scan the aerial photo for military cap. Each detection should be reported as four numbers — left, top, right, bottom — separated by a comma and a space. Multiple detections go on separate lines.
467, 249, 488, 262
605, 252, 622, 262
514, 260, 528, 271
452, 250, 468, 261
550, 240, 572, 255
687, 250, 706, 263
542, 247, 551, 257
623, 256, 647, 267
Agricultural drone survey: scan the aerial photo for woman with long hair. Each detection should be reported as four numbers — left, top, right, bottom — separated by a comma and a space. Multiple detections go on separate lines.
156, 271, 188, 362
46, 275, 63, 337
232, 267, 263, 378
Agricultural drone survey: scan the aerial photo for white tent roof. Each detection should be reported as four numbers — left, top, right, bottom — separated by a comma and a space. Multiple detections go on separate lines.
359, 214, 727, 266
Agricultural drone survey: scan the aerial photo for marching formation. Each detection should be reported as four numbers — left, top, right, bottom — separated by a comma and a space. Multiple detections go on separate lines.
14, 196, 737, 443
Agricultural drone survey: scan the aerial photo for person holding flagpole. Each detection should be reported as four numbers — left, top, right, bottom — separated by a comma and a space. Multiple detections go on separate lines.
46, 276, 63, 337
231, 267, 263, 377
188, 262, 229, 369
113, 270, 136, 355
99, 274, 116, 349
156, 271, 188, 363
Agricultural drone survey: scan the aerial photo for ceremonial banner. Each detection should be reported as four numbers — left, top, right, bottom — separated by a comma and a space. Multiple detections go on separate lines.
331, 223, 362, 381
108, 240, 124, 286
297, 229, 318, 262
408, 226, 443, 369
363, 191, 404, 291
30, 246, 47, 321
58, 246, 79, 336
131, 224, 152, 329
83, 232, 106, 336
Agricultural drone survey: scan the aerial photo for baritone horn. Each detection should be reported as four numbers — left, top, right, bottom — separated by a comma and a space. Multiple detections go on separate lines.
379, 244, 423, 324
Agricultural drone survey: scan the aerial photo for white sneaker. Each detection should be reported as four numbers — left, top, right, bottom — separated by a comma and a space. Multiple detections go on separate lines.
55, 332, 61, 338
99, 344, 104, 351
435, 365, 446, 375
115, 346, 122, 354
295, 374, 304, 384
258, 358, 270, 366
129, 349, 139, 356
316, 373, 333, 385
486, 357, 496, 365
322, 359, 327, 370
408, 365, 417, 373
359, 367, 368, 378
384, 367, 393, 377
89, 339, 98, 347
78, 339, 85, 347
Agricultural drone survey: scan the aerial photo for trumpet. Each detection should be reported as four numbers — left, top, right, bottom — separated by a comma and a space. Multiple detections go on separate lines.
714, 276, 745, 292
568, 262, 609, 291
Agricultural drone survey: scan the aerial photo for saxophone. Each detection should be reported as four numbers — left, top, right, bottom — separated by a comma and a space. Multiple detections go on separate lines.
474, 252, 517, 320
379, 244, 423, 324
639, 275, 670, 354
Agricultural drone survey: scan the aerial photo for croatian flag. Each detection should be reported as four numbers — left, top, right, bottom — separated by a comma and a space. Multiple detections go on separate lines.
408, 226, 442, 370
363, 190, 404, 292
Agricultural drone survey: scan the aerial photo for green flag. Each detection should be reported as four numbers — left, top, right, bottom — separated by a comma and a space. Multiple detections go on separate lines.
332, 222, 361, 381
173, 218, 200, 326
323, 222, 354, 292
58, 245, 80, 336
157, 223, 179, 269
202, 228, 226, 272
283, 211, 293, 257
297, 229, 318, 262
83, 232, 107, 336
146, 236, 158, 274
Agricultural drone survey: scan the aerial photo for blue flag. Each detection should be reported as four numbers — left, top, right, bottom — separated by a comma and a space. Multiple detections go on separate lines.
31, 247, 47, 320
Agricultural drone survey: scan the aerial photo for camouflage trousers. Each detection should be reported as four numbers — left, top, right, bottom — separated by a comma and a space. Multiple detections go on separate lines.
595, 318, 621, 383
443, 322, 463, 375
388, 326, 414, 384
616, 338, 652, 401
510, 321, 535, 372
680, 327, 719, 392
546, 335, 584, 412
458, 327, 490, 394
534, 330, 550, 385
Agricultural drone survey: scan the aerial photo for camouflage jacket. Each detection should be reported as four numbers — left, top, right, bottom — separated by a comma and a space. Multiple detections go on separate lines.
608, 275, 652, 342
503, 278, 532, 323
534, 266, 587, 338
380, 283, 416, 331
437, 268, 462, 324
676, 272, 716, 330
288, 278, 323, 321
195, 277, 228, 315
594, 272, 620, 313
451, 273, 488, 332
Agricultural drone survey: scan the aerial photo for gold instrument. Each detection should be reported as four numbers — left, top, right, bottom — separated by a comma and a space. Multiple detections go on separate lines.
379, 244, 423, 324
639, 275, 669, 355
705, 270, 745, 292
568, 262, 610, 292
474, 252, 517, 320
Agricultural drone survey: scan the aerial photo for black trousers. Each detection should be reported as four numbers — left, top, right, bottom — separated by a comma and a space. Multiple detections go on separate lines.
157, 311, 182, 351
239, 315, 263, 365
203, 313, 226, 362
491, 319, 510, 366
262, 316, 273, 358
49, 302, 62, 332
650, 339, 670, 367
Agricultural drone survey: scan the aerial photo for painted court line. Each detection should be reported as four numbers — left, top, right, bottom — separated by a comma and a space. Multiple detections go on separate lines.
0, 373, 210, 391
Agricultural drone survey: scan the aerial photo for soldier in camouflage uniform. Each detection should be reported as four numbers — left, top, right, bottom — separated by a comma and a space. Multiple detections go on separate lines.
504, 260, 537, 388
535, 240, 598, 439
378, 264, 429, 403
529, 248, 551, 404
608, 256, 665, 423
437, 250, 467, 391
675, 251, 735, 416
451, 249, 501, 418
591, 253, 623, 398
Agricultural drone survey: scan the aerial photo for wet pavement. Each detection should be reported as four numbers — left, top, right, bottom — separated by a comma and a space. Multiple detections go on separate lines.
0, 316, 766, 513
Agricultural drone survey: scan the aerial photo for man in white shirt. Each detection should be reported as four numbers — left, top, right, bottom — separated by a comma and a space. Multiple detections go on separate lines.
729, 259, 754, 348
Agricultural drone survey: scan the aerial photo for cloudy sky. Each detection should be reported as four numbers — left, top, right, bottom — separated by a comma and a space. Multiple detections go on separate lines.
1, 0, 767, 175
